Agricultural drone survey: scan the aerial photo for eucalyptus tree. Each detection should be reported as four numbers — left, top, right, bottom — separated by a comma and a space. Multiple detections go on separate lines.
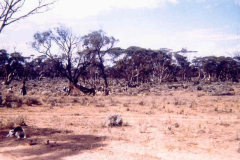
192, 56, 218, 80
0, 49, 7, 75
202, 56, 218, 80
31, 26, 94, 94
82, 30, 118, 94
172, 48, 197, 81
174, 53, 190, 80
113, 55, 136, 83
151, 48, 173, 83
0, 49, 25, 84
0, 0, 57, 34
216, 56, 239, 82
112, 47, 175, 84
192, 57, 204, 80
24, 55, 60, 79
113, 46, 151, 84
234, 55, 240, 80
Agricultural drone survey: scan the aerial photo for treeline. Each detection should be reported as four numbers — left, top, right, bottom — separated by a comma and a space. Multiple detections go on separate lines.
1, 26, 240, 89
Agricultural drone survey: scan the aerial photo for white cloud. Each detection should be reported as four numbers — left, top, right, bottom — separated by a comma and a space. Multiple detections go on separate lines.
0, 34, 5, 39
27, 0, 179, 23
168, 28, 240, 57
225, 44, 240, 56
5, 22, 33, 31
111, 26, 240, 59
2, 26, 238, 59
0, 42, 28, 53
183, 29, 240, 41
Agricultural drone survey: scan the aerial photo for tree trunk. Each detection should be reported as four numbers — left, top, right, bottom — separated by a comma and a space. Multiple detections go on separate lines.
98, 55, 109, 95
68, 81, 95, 96
4, 73, 14, 85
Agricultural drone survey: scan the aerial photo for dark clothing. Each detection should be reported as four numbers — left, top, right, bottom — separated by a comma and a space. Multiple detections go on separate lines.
20, 83, 26, 96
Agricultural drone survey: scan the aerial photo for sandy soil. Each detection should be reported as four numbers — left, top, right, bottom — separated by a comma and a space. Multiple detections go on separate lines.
1, 89, 240, 160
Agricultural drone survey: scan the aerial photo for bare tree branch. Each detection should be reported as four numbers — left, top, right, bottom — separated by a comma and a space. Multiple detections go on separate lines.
0, 0, 57, 34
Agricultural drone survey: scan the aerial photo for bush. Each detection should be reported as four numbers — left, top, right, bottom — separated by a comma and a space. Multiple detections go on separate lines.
0, 116, 26, 129
14, 115, 27, 126
95, 103, 105, 107
11, 102, 22, 108
4, 119, 14, 129
41, 91, 52, 96
139, 101, 144, 106
71, 98, 80, 103
1, 94, 22, 108
23, 96, 42, 106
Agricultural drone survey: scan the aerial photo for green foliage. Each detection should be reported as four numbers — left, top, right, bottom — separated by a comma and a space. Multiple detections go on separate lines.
82, 30, 119, 89
0, 49, 26, 85
31, 25, 90, 84
112, 47, 176, 83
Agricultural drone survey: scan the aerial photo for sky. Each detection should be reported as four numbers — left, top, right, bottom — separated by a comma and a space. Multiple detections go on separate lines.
0, 0, 240, 60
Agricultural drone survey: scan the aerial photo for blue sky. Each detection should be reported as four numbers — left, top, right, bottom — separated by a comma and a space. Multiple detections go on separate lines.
0, 0, 240, 59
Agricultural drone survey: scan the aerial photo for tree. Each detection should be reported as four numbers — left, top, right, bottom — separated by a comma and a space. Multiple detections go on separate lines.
216, 56, 239, 82
31, 25, 95, 95
151, 49, 173, 83
202, 56, 218, 80
113, 46, 150, 84
82, 30, 118, 95
112, 47, 176, 84
174, 53, 190, 80
0, 49, 25, 85
24, 55, 60, 80
0, 0, 57, 34
113, 55, 136, 83
192, 57, 204, 80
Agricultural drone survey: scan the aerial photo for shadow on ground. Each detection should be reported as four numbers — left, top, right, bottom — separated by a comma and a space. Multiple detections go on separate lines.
0, 126, 108, 160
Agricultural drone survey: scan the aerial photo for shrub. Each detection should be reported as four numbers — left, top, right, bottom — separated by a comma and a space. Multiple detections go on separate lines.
44, 97, 58, 106
4, 119, 14, 129
11, 102, 22, 108
14, 115, 27, 126
1, 94, 22, 108
23, 96, 42, 106
139, 101, 144, 106
28, 90, 36, 95
95, 103, 105, 107
41, 91, 52, 96
71, 98, 80, 103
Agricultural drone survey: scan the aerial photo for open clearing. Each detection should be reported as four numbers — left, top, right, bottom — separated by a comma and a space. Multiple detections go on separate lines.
1, 87, 240, 160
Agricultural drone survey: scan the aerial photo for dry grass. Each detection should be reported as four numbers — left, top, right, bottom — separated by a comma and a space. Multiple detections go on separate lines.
3, 119, 14, 129
23, 96, 42, 106
0, 115, 26, 130
14, 115, 27, 126
0, 80, 240, 159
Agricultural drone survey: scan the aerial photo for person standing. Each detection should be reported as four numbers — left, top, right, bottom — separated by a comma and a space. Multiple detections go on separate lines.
20, 80, 26, 96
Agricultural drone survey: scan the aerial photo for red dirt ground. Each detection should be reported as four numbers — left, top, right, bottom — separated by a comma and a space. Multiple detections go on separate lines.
1, 89, 240, 160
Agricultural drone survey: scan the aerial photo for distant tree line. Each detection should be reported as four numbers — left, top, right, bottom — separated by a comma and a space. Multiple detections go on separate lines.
1, 26, 240, 95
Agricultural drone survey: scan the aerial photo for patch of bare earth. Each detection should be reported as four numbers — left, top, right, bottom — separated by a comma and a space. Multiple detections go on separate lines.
1, 87, 240, 159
